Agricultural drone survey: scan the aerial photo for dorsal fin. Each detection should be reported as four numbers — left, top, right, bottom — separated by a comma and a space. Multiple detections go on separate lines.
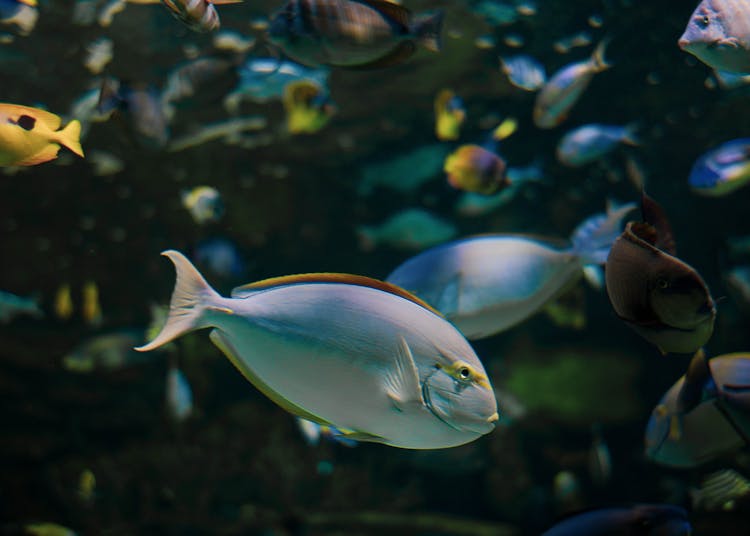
359, 0, 411, 28
231, 273, 443, 317
641, 192, 676, 255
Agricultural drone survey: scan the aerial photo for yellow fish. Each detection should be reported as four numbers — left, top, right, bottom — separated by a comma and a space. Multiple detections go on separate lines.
82, 281, 102, 327
54, 283, 74, 321
282, 80, 336, 135
444, 145, 509, 195
0, 104, 83, 166
434, 89, 465, 141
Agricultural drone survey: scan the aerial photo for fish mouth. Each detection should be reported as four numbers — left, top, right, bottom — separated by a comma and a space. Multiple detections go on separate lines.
678, 37, 689, 50
422, 372, 497, 434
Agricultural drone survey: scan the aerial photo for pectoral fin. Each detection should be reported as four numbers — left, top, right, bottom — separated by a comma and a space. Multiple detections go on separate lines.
384, 336, 425, 412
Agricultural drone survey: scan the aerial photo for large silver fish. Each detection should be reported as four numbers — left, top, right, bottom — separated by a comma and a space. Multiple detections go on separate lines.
268, 0, 443, 68
679, 0, 750, 74
387, 202, 635, 340
138, 251, 498, 449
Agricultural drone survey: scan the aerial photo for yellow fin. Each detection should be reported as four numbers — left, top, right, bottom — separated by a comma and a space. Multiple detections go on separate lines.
339, 429, 387, 443
492, 117, 517, 140
209, 329, 333, 426
14, 143, 60, 166
56, 119, 84, 158
231, 273, 443, 317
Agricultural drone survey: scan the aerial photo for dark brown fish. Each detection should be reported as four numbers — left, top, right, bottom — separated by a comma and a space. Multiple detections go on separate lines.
268, 0, 443, 68
605, 196, 715, 354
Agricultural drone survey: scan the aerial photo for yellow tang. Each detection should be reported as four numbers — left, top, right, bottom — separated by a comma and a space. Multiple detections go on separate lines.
0, 103, 84, 167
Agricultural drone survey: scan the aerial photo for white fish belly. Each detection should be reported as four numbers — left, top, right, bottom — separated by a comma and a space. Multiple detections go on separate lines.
212, 285, 480, 448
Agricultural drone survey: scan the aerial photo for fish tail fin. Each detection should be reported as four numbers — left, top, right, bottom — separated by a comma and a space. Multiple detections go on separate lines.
621, 123, 640, 146
57, 120, 84, 158
591, 37, 612, 72
136, 250, 222, 352
570, 201, 637, 264
412, 10, 444, 53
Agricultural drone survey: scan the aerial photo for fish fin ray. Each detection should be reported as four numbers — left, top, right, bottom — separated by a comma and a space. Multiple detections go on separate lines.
136, 250, 220, 351
358, 0, 411, 27
384, 336, 424, 411
57, 120, 84, 158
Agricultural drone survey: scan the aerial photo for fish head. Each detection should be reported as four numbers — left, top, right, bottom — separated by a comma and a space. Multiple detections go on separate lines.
422, 359, 499, 436
678, 1, 726, 52
648, 260, 715, 331
268, 3, 296, 45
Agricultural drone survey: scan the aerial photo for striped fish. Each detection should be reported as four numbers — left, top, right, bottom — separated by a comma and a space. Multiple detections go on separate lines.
268, 0, 443, 68
160, 0, 240, 33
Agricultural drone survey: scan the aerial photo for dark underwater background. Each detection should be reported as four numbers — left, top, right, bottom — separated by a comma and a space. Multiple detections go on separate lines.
2, 0, 750, 534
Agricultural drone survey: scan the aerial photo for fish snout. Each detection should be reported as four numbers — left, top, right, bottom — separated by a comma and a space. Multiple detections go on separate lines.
697, 299, 716, 317
678, 37, 689, 50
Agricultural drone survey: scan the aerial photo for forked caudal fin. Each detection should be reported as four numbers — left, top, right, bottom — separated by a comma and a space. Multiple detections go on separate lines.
136, 250, 223, 352
570, 201, 637, 265
412, 10, 444, 53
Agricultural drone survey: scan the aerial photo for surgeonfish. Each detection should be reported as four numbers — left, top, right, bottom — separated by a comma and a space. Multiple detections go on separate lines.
160, 0, 240, 33
167, 116, 266, 152
282, 80, 337, 134
98, 78, 170, 148
678, 0, 750, 74
161, 57, 235, 112
83, 37, 113, 74
387, 202, 636, 340
166, 365, 193, 421
0, 104, 83, 166
534, 39, 610, 129
434, 89, 465, 141
444, 144, 509, 195
357, 208, 457, 252
688, 138, 750, 196
605, 194, 715, 354
0, 289, 42, 323
136, 250, 499, 449
54, 283, 74, 320
181, 186, 224, 224
499, 54, 547, 92
556, 124, 638, 167
645, 351, 750, 468
268, 0, 444, 69
541, 504, 691, 536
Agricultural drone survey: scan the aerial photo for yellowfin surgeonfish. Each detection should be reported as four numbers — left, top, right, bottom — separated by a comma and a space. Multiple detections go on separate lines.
282, 80, 336, 135
0, 104, 83, 166
434, 89, 465, 141
137, 250, 499, 449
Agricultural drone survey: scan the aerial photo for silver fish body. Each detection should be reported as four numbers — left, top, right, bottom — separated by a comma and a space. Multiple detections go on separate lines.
534, 40, 610, 129
556, 124, 637, 167
268, 0, 443, 68
679, 0, 750, 74
138, 251, 498, 449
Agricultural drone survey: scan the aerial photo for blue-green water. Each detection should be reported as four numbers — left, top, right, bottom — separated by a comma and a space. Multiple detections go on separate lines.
1, 0, 750, 534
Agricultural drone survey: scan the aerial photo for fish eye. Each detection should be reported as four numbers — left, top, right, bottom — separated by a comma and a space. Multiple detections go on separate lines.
702, 15, 710, 26
459, 367, 471, 380
656, 278, 669, 289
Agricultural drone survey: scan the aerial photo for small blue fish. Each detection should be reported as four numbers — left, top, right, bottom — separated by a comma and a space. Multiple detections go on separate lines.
166, 365, 193, 422
500, 54, 546, 91
556, 124, 638, 167
679, 0, 750, 74
541, 504, 691, 535
688, 138, 750, 196
534, 40, 610, 129
224, 58, 330, 113
296, 417, 357, 447
194, 237, 245, 280
0, 289, 42, 323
